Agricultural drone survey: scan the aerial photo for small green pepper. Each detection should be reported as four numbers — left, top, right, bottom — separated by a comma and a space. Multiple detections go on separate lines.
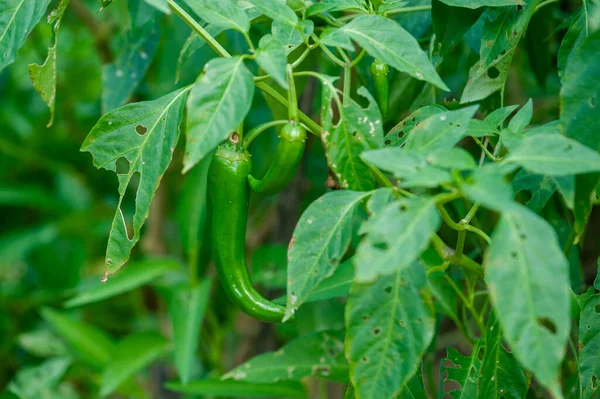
248, 64, 306, 196
370, 59, 389, 119
208, 133, 286, 322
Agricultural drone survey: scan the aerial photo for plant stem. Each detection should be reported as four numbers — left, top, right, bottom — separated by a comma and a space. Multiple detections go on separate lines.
243, 120, 289, 147
437, 204, 491, 244
287, 64, 299, 121
384, 5, 432, 16
444, 274, 485, 334
343, 66, 351, 106
455, 230, 466, 261
473, 137, 500, 161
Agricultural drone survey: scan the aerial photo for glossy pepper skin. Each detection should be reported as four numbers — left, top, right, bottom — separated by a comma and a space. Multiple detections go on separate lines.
248, 120, 306, 196
370, 59, 389, 119
208, 136, 286, 322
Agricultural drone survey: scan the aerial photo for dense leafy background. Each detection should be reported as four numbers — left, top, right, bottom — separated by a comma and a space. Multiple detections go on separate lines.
1, 0, 599, 398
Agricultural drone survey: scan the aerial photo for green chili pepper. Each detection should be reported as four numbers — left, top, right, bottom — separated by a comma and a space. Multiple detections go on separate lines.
248, 64, 306, 196
370, 59, 389, 119
248, 120, 306, 196
208, 133, 286, 323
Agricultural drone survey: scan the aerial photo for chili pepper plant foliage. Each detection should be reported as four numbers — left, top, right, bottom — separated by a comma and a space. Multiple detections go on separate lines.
1, 0, 600, 398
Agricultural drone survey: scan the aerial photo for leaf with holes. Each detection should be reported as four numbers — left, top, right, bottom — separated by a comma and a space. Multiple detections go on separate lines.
285, 190, 371, 321
182, 0, 250, 32
321, 15, 449, 91
461, 1, 539, 103
384, 105, 447, 147
184, 57, 254, 172
485, 206, 570, 398
345, 261, 434, 399
440, 344, 483, 398
511, 170, 558, 213
479, 312, 529, 399
223, 330, 348, 382
579, 294, 600, 399
403, 106, 478, 151
0, 0, 51, 72
504, 133, 600, 176
28, 0, 68, 127
81, 87, 190, 275
354, 197, 441, 283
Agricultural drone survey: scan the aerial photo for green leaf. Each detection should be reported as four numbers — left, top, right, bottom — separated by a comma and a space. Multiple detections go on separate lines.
170, 280, 212, 384
354, 198, 441, 283
27, 0, 68, 127
432, 0, 483, 59
223, 331, 348, 382
557, 7, 588, 80
182, 0, 250, 32
461, 1, 538, 103
561, 29, 600, 152
100, 332, 171, 397
437, 0, 522, 8
321, 15, 449, 91
508, 98, 533, 133
0, 0, 51, 72
511, 170, 571, 213
303, 259, 354, 303
8, 357, 72, 399
485, 206, 570, 398
324, 87, 381, 191
255, 36, 288, 89
478, 312, 529, 399
249, 0, 298, 26
184, 57, 254, 172
384, 105, 447, 147
271, 20, 314, 54
64, 259, 179, 307
41, 308, 115, 369
403, 106, 479, 151
504, 133, 600, 176
176, 25, 224, 82
102, 7, 161, 112
144, 0, 170, 13
18, 328, 68, 358
440, 344, 483, 398
346, 262, 434, 399
284, 188, 370, 320
166, 379, 306, 398
306, 0, 367, 16
462, 164, 516, 212
81, 87, 189, 274
579, 294, 600, 399
362, 147, 475, 188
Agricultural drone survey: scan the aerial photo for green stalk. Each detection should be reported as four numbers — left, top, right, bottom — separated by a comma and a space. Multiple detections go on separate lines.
286, 64, 299, 122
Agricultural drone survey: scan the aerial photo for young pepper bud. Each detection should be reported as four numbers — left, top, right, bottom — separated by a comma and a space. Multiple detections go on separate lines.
370, 59, 389, 119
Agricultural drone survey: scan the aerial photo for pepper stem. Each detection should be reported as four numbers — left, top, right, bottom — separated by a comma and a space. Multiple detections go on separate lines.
286, 64, 299, 122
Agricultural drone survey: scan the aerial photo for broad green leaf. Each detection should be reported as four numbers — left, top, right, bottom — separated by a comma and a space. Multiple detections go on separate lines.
144, 0, 170, 13
182, 0, 250, 32
8, 357, 72, 399
557, 6, 593, 80
461, 1, 538, 103
176, 25, 224, 83
321, 15, 449, 91
595, 257, 600, 291
480, 7, 516, 64
255, 36, 288, 89
579, 294, 600, 398
398, 368, 427, 398
440, 344, 483, 398
384, 105, 447, 147
41, 308, 115, 369
461, 164, 517, 212
504, 133, 600, 176
170, 280, 212, 384
28, 0, 68, 127
100, 332, 171, 397
508, 99, 533, 133
346, 262, 434, 399
306, 0, 367, 16
0, 0, 51, 72
561, 29, 600, 152
249, 0, 298, 26
285, 190, 370, 320
64, 259, 179, 307
511, 170, 558, 213
362, 147, 476, 188
271, 20, 314, 54
184, 57, 254, 172
177, 155, 213, 271
102, 7, 161, 112
484, 104, 520, 127
81, 87, 190, 274
485, 206, 570, 398
479, 312, 528, 399
354, 198, 441, 282
166, 379, 306, 398
403, 106, 479, 151
303, 259, 354, 303
223, 331, 348, 382
432, 0, 483, 59
438, 0, 522, 8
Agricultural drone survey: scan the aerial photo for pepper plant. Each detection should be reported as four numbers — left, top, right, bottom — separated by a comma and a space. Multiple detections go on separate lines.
1, 0, 600, 398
